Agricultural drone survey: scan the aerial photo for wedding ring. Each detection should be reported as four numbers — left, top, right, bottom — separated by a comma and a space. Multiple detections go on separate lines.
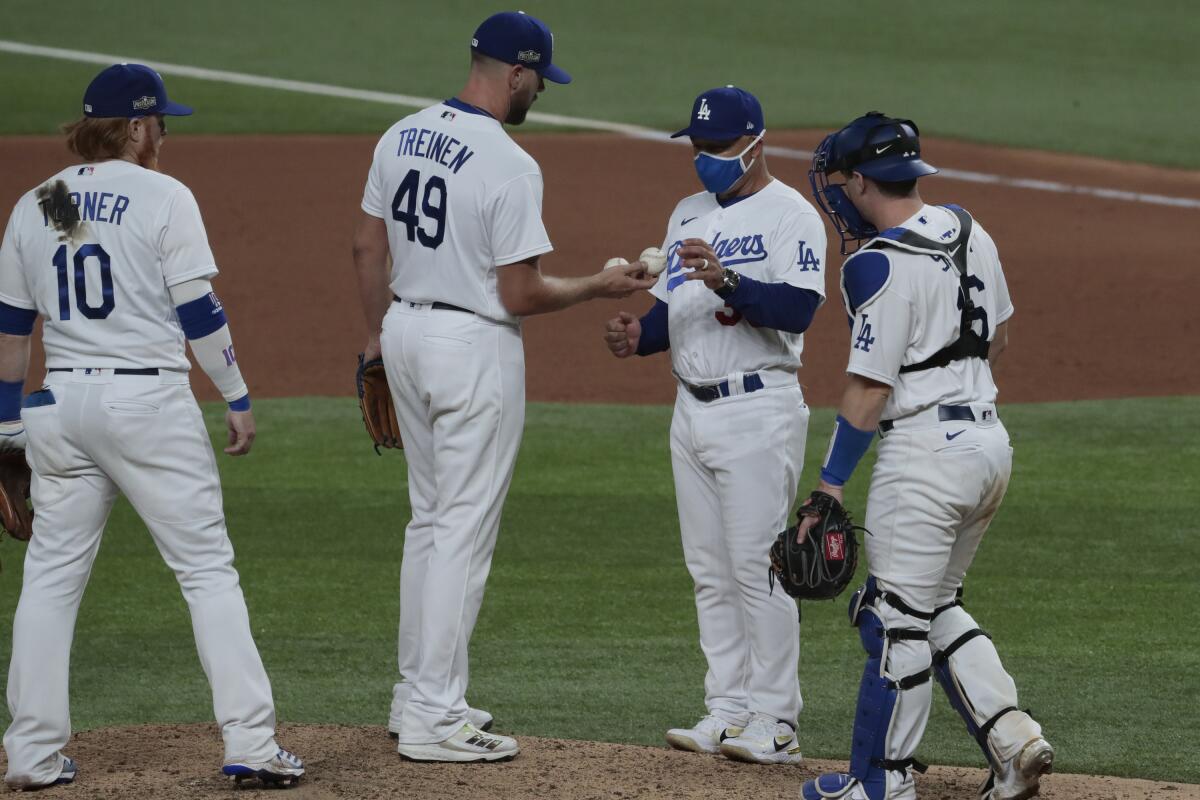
700, 258, 709, 270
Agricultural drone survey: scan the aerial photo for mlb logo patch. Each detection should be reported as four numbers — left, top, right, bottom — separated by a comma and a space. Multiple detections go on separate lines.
441, 110, 457, 121
77, 166, 94, 176
824, 532, 846, 561
983, 409, 994, 421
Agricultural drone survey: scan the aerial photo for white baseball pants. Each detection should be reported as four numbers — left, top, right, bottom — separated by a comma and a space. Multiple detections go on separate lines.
669, 382, 808, 725
381, 302, 524, 745
865, 410, 1042, 777
4, 370, 278, 787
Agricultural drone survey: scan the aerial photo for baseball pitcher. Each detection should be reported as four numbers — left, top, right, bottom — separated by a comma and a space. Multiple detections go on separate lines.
0, 64, 303, 789
796, 112, 1053, 800
352, 11, 655, 763
605, 86, 827, 766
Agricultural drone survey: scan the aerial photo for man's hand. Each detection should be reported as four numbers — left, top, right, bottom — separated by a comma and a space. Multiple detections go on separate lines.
362, 335, 382, 363
677, 238, 725, 290
225, 409, 256, 456
795, 480, 844, 544
0, 420, 26, 453
592, 261, 657, 299
604, 312, 642, 358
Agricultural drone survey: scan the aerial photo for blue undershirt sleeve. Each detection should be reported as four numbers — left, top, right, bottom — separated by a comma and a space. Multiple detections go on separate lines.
635, 299, 670, 356
0, 302, 37, 336
723, 276, 821, 333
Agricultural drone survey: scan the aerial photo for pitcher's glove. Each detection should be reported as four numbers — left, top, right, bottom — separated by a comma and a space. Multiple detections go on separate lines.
769, 490, 860, 600
0, 452, 33, 543
356, 354, 402, 453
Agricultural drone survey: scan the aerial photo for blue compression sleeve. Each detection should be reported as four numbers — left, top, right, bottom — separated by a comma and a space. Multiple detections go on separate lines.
0, 380, 22, 421
635, 300, 670, 356
176, 292, 228, 339
819, 415, 876, 486
723, 277, 820, 333
0, 302, 37, 336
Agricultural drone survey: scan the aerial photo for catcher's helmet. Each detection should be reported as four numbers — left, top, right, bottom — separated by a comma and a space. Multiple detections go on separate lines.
809, 111, 938, 253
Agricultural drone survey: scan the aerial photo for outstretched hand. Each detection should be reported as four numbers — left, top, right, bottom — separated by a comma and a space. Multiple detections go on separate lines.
604, 312, 642, 358
594, 261, 658, 299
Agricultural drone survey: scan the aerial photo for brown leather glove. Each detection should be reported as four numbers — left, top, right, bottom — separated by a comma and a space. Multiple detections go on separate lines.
356, 354, 402, 453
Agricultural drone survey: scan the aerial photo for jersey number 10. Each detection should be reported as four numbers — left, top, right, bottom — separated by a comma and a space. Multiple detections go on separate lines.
52, 243, 115, 321
392, 169, 446, 250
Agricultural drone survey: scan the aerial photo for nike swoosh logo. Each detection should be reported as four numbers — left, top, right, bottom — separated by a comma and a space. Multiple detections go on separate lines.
773, 736, 792, 752
719, 730, 735, 742
948, 244, 961, 257
946, 430, 966, 440
682, 216, 699, 225
875, 144, 892, 154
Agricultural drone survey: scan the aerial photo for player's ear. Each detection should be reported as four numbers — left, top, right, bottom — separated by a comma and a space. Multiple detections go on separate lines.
508, 65, 524, 92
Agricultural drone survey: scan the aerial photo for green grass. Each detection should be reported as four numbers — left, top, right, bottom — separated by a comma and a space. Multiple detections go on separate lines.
0, 395, 1195, 783
2, 0, 1199, 166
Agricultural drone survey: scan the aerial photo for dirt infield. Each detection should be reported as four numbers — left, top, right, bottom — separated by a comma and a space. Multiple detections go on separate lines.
1, 133, 1198, 405
0, 723, 1195, 800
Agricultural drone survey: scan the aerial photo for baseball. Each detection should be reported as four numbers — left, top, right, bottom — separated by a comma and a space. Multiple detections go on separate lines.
640, 247, 667, 277
604, 257, 629, 269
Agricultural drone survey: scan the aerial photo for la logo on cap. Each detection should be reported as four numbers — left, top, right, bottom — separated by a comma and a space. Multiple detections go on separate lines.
697, 98, 711, 120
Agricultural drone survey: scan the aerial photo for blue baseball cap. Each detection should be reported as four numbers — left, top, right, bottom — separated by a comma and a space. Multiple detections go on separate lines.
83, 63, 193, 118
671, 86, 764, 141
818, 111, 937, 182
471, 11, 571, 84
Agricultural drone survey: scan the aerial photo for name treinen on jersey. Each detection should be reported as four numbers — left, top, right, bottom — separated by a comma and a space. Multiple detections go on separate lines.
393, 127, 476, 174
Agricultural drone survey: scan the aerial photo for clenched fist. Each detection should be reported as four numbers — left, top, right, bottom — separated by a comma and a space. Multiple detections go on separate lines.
604, 312, 642, 358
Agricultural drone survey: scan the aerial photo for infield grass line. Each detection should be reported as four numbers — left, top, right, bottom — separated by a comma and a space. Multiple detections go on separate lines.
2, 38, 1199, 212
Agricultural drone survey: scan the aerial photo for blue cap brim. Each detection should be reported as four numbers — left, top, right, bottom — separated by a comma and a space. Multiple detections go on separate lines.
162, 100, 193, 116
542, 64, 571, 84
857, 157, 937, 182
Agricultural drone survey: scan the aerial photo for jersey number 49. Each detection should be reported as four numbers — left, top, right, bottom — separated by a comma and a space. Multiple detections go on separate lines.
392, 169, 447, 250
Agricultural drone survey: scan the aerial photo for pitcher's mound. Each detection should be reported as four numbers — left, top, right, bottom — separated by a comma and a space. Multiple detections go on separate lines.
1, 723, 1194, 799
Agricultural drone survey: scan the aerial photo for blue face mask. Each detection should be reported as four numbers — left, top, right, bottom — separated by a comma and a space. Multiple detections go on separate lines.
693, 131, 764, 195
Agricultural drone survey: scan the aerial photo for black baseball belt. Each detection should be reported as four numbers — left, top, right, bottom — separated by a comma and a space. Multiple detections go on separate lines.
878, 404, 975, 433
393, 294, 474, 315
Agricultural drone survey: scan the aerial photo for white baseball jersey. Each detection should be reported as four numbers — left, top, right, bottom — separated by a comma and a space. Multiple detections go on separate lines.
0, 161, 217, 370
362, 101, 553, 325
841, 204, 1013, 419
650, 179, 826, 383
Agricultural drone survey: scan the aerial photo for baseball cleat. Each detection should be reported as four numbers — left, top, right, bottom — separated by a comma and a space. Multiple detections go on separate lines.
389, 706, 494, 738
6, 755, 77, 791
719, 712, 803, 765
986, 737, 1054, 800
222, 747, 305, 787
665, 715, 745, 755
802, 772, 916, 800
396, 722, 518, 763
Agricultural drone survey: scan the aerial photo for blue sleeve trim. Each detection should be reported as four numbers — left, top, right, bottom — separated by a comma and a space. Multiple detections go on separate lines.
176, 292, 228, 340
0, 380, 23, 421
228, 394, 251, 412
819, 415, 875, 487
842, 251, 891, 316
723, 276, 821, 333
0, 302, 37, 336
635, 300, 670, 356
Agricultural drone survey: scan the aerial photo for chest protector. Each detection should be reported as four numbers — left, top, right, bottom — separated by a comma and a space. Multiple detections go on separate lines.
866, 205, 990, 373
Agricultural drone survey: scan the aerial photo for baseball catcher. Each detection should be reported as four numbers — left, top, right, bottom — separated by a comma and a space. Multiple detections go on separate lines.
356, 354, 401, 452
769, 491, 860, 600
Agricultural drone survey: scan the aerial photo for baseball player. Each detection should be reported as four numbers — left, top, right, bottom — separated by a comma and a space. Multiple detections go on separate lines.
0, 64, 303, 789
795, 112, 1053, 800
604, 86, 827, 765
352, 11, 655, 762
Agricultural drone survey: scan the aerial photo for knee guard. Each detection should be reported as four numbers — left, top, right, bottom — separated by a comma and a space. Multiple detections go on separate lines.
931, 588, 1041, 774
844, 578, 932, 800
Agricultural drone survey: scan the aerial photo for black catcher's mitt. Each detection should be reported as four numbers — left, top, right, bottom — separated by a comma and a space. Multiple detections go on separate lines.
769, 491, 860, 600
356, 354, 402, 454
